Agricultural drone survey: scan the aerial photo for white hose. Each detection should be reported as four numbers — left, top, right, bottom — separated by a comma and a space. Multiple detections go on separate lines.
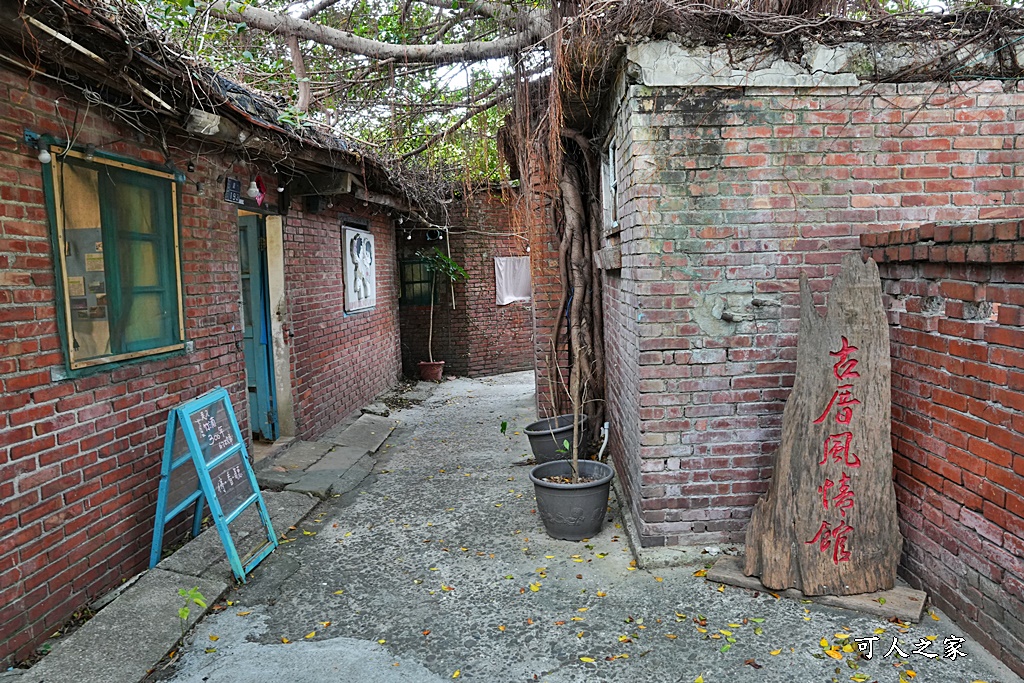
596, 422, 610, 461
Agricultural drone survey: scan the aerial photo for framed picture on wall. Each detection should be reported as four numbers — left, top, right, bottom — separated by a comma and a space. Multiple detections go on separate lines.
343, 225, 376, 312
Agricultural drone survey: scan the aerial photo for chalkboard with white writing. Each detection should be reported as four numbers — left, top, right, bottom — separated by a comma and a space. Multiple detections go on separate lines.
150, 387, 277, 583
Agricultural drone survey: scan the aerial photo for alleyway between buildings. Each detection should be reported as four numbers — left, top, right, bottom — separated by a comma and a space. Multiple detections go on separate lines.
149, 373, 1017, 683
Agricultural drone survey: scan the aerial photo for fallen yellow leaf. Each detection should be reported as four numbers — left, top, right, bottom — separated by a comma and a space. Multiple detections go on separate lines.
655, 577, 664, 582
498, 625, 505, 631
930, 612, 940, 621
209, 635, 219, 642
333, 590, 344, 595
320, 621, 331, 627
770, 649, 782, 655
820, 638, 829, 648
304, 631, 316, 639
596, 591, 607, 597
452, 670, 460, 679
825, 649, 843, 660
693, 569, 708, 577
666, 634, 678, 639
529, 582, 541, 592
280, 637, 290, 644
580, 656, 596, 663
236, 611, 251, 616
378, 639, 386, 644
695, 676, 704, 683
717, 584, 725, 593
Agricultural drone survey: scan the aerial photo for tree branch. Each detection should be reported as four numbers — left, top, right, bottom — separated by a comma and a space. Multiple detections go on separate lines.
399, 88, 511, 158
287, 34, 311, 112
207, 1, 548, 65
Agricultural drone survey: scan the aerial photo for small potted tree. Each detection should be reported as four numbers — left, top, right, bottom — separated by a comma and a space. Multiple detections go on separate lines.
529, 418, 613, 541
417, 246, 467, 381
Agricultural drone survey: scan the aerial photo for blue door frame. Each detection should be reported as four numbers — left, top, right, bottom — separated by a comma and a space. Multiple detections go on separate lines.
239, 214, 278, 441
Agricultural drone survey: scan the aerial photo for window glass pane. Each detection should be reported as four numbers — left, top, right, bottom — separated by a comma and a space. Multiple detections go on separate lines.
47, 153, 183, 369
70, 306, 111, 360
113, 181, 155, 234
62, 165, 101, 229
128, 241, 159, 287
123, 293, 165, 344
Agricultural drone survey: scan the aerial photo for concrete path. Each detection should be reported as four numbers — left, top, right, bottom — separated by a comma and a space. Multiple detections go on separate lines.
145, 372, 1018, 683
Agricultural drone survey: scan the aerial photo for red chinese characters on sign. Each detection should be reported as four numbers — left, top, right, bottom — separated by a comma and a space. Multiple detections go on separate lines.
820, 432, 861, 468
807, 520, 853, 564
807, 336, 861, 565
817, 472, 855, 517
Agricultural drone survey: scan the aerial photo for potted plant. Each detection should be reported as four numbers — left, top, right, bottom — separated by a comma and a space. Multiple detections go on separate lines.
417, 246, 467, 382
529, 420, 613, 541
523, 413, 590, 463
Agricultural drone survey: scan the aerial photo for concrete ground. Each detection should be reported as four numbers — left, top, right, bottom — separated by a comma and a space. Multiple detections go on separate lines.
147, 372, 1019, 683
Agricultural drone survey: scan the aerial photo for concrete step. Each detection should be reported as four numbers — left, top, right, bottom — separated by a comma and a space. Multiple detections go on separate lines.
22, 569, 227, 683
322, 413, 396, 453
253, 441, 333, 490
21, 490, 319, 683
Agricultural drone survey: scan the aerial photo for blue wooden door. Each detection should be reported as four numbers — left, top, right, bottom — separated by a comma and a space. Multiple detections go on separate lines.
239, 215, 278, 440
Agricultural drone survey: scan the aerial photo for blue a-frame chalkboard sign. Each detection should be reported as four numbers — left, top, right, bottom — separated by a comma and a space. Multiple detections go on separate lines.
149, 387, 277, 582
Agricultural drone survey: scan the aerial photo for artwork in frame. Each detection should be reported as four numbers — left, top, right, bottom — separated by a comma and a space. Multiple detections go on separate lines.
343, 226, 376, 312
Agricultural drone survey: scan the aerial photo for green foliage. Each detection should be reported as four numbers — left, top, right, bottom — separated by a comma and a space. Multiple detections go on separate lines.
133, 0, 514, 182
417, 247, 467, 283
177, 586, 207, 635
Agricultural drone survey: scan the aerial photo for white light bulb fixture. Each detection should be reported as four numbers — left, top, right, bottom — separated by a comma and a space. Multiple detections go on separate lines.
277, 184, 285, 193
37, 147, 51, 164
246, 180, 259, 198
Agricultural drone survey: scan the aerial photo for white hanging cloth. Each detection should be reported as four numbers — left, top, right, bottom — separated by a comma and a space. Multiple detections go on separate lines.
494, 256, 531, 305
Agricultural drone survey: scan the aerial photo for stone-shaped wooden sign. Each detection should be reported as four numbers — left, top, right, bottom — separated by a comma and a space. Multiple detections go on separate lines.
744, 254, 902, 596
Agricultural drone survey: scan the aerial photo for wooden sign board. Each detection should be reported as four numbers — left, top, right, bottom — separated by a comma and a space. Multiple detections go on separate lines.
744, 254, 902, 596
149, 387, 277, 583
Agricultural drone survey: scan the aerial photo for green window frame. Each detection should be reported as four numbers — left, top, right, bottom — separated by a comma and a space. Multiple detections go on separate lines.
43, 146, 185, 371
399, 258, 433, 306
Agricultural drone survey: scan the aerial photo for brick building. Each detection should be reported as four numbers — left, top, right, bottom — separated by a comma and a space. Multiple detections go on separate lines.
0, 2, 411, 664
398, 188, 533, 378
520, 38, 1024, 673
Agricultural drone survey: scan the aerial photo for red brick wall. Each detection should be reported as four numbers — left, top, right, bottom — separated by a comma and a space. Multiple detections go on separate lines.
517, 150, 571, 415
0, 70, 403, 663
863, 221, 1024, 677
523, 78, 1024, 547
285, 197, 401, 438
399, 189, 532, 378
0, 75, 249, 664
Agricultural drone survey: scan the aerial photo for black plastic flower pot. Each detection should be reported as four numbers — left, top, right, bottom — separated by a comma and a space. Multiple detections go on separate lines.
529, 460, 614, 541
523, 414, 590, 464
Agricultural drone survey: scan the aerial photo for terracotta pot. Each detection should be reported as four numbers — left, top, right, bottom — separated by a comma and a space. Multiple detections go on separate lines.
418, 360, 445, 381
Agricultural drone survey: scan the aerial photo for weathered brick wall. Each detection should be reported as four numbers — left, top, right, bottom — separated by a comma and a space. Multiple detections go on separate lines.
399, 189, 532, 379
285, 198, 401, 438
0, 75, 249, 664
518, 150, 572, 415
0, 70, 404, 663
863, 221, 1024, 678
578, 77, 1024, 547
